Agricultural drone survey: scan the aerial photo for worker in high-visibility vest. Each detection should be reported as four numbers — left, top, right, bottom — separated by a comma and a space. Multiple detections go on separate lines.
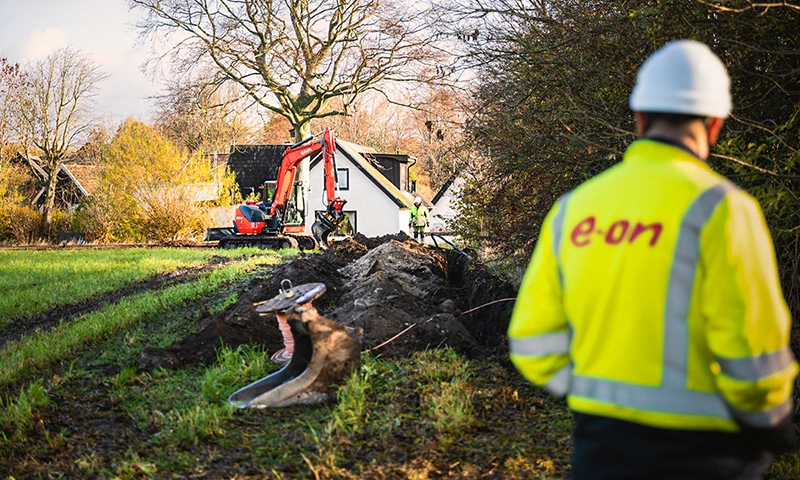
508, 40, 797, 479
410, 196, 430, 243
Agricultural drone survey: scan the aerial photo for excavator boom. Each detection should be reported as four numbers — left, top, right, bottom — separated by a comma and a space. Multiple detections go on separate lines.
310, 127, 347, 249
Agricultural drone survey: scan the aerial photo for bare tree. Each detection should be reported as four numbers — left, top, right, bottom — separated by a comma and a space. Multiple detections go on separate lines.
130, 0, 446, 141
14, 47, 108, 234
154, 79, 255, 153
0, 58, 25, 156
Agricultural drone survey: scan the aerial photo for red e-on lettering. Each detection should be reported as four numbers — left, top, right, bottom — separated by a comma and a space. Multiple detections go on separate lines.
570, 216, 663, 247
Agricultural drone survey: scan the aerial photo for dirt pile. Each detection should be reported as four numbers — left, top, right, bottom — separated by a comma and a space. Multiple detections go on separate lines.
137, 234, 516, 371
329, 240, 476, 357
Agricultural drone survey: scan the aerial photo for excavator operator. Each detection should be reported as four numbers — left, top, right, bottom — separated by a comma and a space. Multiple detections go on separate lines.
508, 40, 797, 479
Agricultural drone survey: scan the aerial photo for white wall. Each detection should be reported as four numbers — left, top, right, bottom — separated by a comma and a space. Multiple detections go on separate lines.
307, 154, 404, 237
399, 208, 411, 236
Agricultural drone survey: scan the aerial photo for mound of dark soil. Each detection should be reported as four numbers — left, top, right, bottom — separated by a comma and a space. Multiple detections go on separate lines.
137, 234, 516, 371
328, 240, 477, 357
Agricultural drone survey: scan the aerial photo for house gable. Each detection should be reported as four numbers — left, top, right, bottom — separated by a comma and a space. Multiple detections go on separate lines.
430, 175, 467, 232
307, 148, 397, 237
31, 164, 97, 209
310, 140, 413, 209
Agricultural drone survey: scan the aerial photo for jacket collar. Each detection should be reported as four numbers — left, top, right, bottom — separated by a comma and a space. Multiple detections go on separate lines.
624, 138, 709, 170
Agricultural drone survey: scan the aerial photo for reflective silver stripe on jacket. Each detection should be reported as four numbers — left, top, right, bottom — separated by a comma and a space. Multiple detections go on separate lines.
553, 192, 572, 288
570, 375, 729, 416
661, 183, 733, 390
716, 348, 794, 381
509, 330, 570, 356
509, 193, 575, 359
732, 398, 793, 426
548, 182, 788, 423
546, 364, 572, 397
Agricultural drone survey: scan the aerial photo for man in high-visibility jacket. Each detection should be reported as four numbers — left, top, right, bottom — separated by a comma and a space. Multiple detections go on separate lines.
508, 40, 797, 479
410, 196, 430, 243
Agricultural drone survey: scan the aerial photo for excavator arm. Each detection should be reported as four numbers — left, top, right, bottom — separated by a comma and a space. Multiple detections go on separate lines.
310, 128, 347, 249
269, 133, 323, 218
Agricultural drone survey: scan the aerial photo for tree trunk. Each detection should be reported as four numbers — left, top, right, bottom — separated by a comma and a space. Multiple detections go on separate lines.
293, 122, 313, 228
41, 164, 60, 238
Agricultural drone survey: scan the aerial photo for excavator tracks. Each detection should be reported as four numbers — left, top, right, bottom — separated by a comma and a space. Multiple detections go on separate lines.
217, 235, 299, 250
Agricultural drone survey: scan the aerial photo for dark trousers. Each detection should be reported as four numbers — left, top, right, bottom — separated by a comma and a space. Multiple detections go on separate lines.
572, 412, 774, 480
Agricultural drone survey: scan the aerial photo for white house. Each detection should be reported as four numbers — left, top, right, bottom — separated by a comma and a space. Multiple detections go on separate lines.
307, 139, 418, 238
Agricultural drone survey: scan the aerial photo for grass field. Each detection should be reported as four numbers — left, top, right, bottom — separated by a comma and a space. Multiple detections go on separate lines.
0, 248, 256, 327
0, 247, 797, 479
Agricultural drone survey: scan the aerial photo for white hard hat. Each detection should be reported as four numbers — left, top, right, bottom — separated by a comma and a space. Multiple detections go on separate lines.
629, 40, 731, 119
414, 196, 422, 204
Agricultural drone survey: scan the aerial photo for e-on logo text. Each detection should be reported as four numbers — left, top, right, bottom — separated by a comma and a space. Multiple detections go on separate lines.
570, 216, 663, 247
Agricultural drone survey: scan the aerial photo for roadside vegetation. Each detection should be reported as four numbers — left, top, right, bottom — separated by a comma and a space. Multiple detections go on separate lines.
450, 1, 800, 320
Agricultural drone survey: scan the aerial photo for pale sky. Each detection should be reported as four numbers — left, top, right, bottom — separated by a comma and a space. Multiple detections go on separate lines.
0, 0, 160, 122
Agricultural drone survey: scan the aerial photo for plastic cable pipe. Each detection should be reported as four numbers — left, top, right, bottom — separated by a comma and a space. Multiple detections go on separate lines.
275, 312, 294, 356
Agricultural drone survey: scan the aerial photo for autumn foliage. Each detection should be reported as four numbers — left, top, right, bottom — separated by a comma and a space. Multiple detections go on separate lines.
76, 119, 213, 242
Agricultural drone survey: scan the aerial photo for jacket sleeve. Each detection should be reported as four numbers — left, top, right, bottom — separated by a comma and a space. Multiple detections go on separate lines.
508, 200, 570, 397
701, 189, 798, 429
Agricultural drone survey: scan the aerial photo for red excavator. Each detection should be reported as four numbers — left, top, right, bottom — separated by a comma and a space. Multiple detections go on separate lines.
208, 127, 347, 250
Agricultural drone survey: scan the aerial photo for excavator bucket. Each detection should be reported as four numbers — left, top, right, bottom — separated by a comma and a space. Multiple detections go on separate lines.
228, 305, 362, 408
311, 219, 336, 250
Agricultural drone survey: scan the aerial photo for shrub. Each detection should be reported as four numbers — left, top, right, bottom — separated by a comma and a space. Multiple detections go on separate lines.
72, 195, 144, 243
6, 204, 43, 244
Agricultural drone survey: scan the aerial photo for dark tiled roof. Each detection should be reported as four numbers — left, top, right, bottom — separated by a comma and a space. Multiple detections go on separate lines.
226, 144, 288, 195
362, 153, 411, 190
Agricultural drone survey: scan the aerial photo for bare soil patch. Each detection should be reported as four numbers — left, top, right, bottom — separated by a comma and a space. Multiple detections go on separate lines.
4, 366, 138, 478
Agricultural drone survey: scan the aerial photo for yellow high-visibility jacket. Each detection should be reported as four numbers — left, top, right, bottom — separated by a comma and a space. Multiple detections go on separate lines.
410, 204, 430, 227
508, 139, 797, 432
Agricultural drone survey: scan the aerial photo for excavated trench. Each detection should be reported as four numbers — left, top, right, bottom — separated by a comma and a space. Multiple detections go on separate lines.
137, 232, 517, 370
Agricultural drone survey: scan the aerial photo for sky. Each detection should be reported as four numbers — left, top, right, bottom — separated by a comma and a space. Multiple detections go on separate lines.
0, 0, 161, 122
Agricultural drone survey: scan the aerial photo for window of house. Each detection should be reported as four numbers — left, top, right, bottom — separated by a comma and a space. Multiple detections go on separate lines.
336, 168, 349, 190
315, 210, 356, 237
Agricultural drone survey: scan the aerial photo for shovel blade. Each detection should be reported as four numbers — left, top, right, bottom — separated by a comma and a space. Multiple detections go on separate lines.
311, 220, 334, 250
